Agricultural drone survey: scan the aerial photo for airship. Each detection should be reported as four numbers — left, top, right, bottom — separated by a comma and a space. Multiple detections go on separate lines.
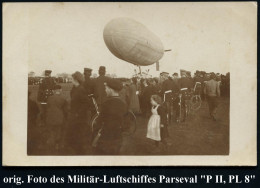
103, 18, 165, 68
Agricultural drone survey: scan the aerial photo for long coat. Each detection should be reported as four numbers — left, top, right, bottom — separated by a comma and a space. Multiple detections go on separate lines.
95, 96, 128, 155
70, 84, 90, 119
94, 75, 108, 106
128, 84, 140, 113
66, 84, 91, 154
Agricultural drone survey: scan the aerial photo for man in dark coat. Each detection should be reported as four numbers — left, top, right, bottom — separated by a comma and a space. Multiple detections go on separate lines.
67, 71, 91, 154
83, 68, 95, 124
160, 72, 174, 124
46, 85, 68, 152
37, 70, 56, 125
171, 73, 180, 122
37, 70, 56, 103
94, 78, 127, 155
141, 79, 158, 117
94, 66, 108, 107
179, 71, 193, 90
83, 68, 94, 95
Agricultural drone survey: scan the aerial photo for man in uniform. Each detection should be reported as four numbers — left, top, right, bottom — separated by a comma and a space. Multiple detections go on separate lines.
179, 70, 193, 90
176, 70, 193, 122
94, 78, 127, 155
204, 73, 220, 121
193, 71, 203, 96
94, 66, 108, 108
160, 72, 174, 124
171, 73, 180, 122
142, 78, 158, 117
83, 68, 94, 94
37, 70, 56, 125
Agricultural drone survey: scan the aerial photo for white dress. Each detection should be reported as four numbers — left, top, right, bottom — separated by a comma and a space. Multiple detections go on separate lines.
146, 105, 161, 141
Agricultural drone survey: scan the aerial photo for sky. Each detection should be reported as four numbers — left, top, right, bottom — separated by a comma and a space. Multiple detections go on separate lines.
26, 2, 239, 77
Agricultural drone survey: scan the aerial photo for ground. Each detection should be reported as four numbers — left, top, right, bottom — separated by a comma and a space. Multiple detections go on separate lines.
28, 84, 229, 155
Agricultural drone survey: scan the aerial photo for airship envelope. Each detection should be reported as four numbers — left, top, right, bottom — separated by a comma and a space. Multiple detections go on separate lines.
103, 18, 164, 66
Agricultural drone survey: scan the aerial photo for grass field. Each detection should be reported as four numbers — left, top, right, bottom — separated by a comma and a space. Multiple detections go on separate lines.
28, 83, 229, 155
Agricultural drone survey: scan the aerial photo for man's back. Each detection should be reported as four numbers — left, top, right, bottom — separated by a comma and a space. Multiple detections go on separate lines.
162, 79, 173, 92
204, 79, 220, 97
94, 75, 108, 105
179, 77, 192, 89
99, 97, 128, 140
84, 77, 95, 95
172, 78, 180, 93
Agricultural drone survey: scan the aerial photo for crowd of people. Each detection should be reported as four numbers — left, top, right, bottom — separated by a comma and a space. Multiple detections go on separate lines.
28, 66, 230, 155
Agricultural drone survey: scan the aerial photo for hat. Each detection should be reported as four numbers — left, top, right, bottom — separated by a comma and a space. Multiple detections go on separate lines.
72, 71, 84, 83
180, 69, 187, 77
45, 70, 52, 75
210, 73, 216, 79
160, 72, 169, 76
84, 68, 92, 74
195, 70, 200, 75
99, 66, 106, 72
105, 78, 123, 91
173, 73, 178, 76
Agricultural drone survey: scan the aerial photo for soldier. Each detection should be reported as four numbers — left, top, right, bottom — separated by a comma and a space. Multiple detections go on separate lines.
204, 73, 220, 121
94, 66, 109, 107
177, 71, 193, 122
83, 68, 94, 94
94, 78, 128, 155
179, 71, 193, 90
83, 68, 95, 122
142, 78, 158, 117
171, 73, 180, 122
160, 72, 174, 124
37, 70, 56, 125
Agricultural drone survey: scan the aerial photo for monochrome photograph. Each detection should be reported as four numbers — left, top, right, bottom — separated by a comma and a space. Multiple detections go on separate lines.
3, 2, 256, 166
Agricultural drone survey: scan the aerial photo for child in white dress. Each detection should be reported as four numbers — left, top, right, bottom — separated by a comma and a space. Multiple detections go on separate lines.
147, 95, 169, 147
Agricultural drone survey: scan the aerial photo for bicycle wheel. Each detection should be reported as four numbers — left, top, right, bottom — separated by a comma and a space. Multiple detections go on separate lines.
191, 95, 202, 111
122, 111, 137, 136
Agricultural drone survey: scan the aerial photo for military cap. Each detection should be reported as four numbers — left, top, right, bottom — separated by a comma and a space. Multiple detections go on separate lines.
160, 72, 169, 76
99, 66, 106, 71
84, 68, 92, 73
180, 70, 187, 77
45, 70, 52, 75
104, 78, 123, 91
210, 73, 216, 79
